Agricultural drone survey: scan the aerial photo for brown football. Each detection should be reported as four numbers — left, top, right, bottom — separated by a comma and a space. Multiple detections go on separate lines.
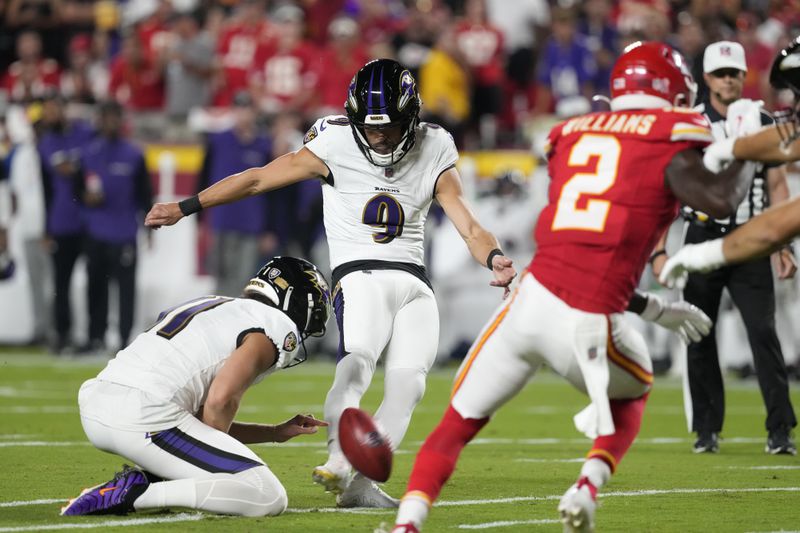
338, 407, 393, 482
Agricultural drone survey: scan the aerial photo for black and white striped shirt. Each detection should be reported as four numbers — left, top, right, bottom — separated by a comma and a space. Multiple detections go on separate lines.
683, 101, 776, 229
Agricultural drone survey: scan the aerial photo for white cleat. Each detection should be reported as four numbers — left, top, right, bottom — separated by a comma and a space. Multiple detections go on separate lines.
337, 473, 399, 508
558, 480, 597, 533
312, 465, 349, 495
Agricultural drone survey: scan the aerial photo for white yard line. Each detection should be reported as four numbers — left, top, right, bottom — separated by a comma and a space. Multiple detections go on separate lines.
721, 466, 800, 470
0, 513, 207, 532
0, 407, 77, 414
0, 442, 88, 448
457, 519, 561, 529
514, 458, 585, 463
0, 500, 64, 508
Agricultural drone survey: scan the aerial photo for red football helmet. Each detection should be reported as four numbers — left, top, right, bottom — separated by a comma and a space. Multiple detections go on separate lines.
610, 41, 697, 110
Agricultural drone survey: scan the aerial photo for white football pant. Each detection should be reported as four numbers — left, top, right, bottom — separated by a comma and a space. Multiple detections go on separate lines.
451, 274, 653, 421
79, 380, 287, 517
323, 270, 439, 472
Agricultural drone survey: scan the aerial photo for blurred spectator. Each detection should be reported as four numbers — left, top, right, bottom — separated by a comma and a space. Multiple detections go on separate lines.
197, 92, 271, 297
578, 0, 619, 97
737, 13, 775, 104
314, 16, 368, 117
534, 6, 596, 115
136, 0, 175, 59
270, 111, 320, 257
6, 104, 49, 344
675, 12, 706, 95
250, 4, 318, 117
36, 93, 95, 353
4, 0, 68, 65
1, 31, 61, 104
0, 163, 12, 281
212, 0, 269, 106
351, 0, 405, 51
81, 101, 152, 352
485, 0, 548, 133
108, 32, 165, 111
163, 11, 214, 127
419, 25, 470, 145
304, 0, 348, 44
485, 0, 549, 88
60, 33, 109, 105
391, 2, 440, 79
455, 0, 505, 148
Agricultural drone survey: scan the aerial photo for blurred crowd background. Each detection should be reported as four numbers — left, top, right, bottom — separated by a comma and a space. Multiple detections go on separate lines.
1, 0, 800, 145
1, 0, 799, 381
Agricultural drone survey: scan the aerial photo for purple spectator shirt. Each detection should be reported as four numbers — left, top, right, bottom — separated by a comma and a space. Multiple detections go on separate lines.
81, 137, 149, 243
37, 120, 95, 236
203, 130, 272, 235
537, 36, 597, 102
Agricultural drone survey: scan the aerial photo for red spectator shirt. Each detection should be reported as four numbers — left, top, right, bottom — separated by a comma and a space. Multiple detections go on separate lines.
316, 46, 369, 110
109, 55, 164, 110
529, 107, 713, 314
138, 18, 173, 59
454, 21, 505, 86
250, 41, 319, 108
214, 22, 271, 106
1, 59, 61, 102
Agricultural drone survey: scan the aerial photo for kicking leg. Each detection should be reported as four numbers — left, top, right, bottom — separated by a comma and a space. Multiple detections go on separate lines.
315, 273, 394, 493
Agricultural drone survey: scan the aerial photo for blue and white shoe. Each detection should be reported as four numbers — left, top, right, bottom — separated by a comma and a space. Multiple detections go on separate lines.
61, 465, 149, 516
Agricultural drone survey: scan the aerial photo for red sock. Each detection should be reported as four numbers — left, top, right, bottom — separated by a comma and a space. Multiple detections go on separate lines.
587, 392, 649, 472
405, 405, 488, 502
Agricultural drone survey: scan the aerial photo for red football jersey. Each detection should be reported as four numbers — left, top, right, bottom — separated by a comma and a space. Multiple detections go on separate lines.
529, 107, 713, 314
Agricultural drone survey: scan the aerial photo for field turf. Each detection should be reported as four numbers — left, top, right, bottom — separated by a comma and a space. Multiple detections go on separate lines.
0, 350, 798, 532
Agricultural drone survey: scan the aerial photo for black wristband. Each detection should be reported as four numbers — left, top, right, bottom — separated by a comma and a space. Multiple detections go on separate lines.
648, 249, 667, 265
486, 248, 503, 270
178, 195, 203, 216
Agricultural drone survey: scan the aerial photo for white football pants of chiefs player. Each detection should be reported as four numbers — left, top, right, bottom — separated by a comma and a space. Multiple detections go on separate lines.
451, 273, 653, 435
324, 269, 439, 463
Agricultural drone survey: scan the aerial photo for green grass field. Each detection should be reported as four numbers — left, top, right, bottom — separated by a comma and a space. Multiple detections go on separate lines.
0, 350, 798, 532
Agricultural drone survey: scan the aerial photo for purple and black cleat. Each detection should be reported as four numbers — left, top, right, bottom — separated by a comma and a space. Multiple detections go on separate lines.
61, 465, 149, 516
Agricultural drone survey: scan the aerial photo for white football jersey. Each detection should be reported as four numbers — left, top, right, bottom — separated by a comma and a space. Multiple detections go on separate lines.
303, 116, 458, 269
96, 297, 299, 415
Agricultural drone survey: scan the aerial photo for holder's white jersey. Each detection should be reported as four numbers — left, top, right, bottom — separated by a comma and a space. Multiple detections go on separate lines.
96, 297, 299, 416
303, 116, 458, 269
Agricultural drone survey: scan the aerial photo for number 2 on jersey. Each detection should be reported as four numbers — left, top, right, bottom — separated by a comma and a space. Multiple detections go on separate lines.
551, 134, 621, 232
362, 194, 405, 244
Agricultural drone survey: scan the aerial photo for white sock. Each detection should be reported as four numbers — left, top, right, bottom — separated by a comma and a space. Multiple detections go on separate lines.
579, 458, 611, 489
134, 479, 196, 510
395, 494, 430, 528
374, 367, 426, 450
134, 470, 287, 517
323, 353, 376, 461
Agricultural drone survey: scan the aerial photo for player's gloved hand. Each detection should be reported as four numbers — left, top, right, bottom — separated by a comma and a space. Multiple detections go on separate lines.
272, 413, 328, 443
659, 239, 728, 289
702, 137, 736, 172
726, 98, 765, 137
639, 292, 712, 344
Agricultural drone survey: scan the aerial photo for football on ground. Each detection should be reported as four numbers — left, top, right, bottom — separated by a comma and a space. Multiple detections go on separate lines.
339, 407, 393, 482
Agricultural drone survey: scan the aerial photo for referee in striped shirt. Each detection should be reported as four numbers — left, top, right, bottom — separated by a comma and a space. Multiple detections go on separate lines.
653, 41, 797, 455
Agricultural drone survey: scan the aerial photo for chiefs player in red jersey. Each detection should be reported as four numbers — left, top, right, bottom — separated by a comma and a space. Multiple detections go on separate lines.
386, 42, 757, 533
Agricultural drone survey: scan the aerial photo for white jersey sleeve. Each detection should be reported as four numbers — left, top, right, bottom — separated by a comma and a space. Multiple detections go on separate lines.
303, 116, 460, 269
96, 298, 300, 415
